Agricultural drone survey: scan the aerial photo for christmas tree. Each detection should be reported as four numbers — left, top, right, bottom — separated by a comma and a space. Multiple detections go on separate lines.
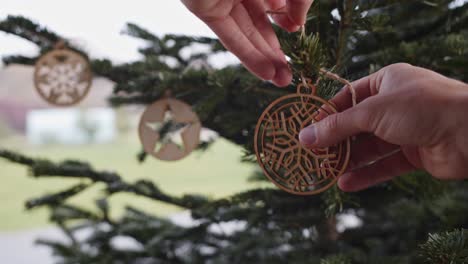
1, 0, 468, 263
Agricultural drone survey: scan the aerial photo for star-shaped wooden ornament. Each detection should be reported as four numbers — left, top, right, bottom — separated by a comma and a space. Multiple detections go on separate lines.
138, 98, 201, 161
145, 110, 192, 153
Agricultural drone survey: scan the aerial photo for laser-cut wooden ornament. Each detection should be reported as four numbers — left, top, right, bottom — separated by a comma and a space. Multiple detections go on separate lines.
138, 97, 201, 161
254, 80, 351, 195
34, 42, 92, 106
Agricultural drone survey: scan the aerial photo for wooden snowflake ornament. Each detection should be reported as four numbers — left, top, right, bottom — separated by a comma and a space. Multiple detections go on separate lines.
34, 43, 92, 106
254, 80, 351, 195
138, 97, 201, 161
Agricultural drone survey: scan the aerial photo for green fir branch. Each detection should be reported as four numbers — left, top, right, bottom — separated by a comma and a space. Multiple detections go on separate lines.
419, 229, 468, 264
25, 183, 89, 210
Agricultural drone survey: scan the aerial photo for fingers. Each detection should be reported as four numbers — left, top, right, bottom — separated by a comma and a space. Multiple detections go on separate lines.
286, 0, 314, 26
269, 13, 301, 32
208, 17, 276, 82
241, 0, 292, 86
330, 73, 380, 112
206, 2, 292, 87
265, 0, 286, 12
349, 134, 399, 170
302, 73, 384, 149
244, 0, 281, 51
184, 0, 294, 86
299, 100, 375, 148
337, 152, 415, 192
265, 0, 313, 31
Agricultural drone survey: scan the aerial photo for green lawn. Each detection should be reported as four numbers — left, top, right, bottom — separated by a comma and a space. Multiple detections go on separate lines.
0, 133, 267, 231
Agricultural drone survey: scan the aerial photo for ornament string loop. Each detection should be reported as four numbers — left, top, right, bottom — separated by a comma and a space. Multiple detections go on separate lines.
298, 75, 316, 95
318, 68, 357, 107
54, 40, 66, 50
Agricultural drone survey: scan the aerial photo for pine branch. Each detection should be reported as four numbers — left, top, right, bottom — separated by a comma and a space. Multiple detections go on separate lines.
107, 180, 208, 209
25, 183, 89, 209
0, 149, 208, 210
50, 204, 100, 223
322, 186, 359, 217
0, 15, 59, 48
282, 31, 327, 82
419, 229, 468, 263
320, 254, 352, 264
335, 0, 356, 71
2, 4, 468, 263
0, 149, 35, 166
1, 55, 38, 66
0, 15, 90, 62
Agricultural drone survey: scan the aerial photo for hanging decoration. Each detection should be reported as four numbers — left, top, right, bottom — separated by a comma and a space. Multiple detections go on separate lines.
254, 78, 351, 195
253, 9, 357, 195
138, 95, 201, 161
34, 40, 92, 106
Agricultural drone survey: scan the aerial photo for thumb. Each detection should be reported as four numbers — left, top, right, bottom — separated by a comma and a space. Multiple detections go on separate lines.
299, 104, 372, 148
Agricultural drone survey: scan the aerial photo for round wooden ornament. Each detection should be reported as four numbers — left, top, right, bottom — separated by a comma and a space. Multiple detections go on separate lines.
34, 43, 92, 106
138, 97, 201, 161
254, 80, 351, 195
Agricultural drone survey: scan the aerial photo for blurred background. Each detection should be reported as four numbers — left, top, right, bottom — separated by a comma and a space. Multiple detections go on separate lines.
0, 1, 256, 263
2, 1, 468, 263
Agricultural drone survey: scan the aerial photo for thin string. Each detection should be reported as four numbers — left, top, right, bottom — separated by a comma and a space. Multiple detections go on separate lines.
266, 5, 287, 15
319, 69, 357, 107
301, 72, 308, 88
54, 39, 66, 50
266, 10, 286, 15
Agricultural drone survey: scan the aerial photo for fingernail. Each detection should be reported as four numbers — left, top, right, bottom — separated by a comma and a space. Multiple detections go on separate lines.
275, 48, 288, 63
257, 65, 276, 83
273, 65, 292, 87
289, 25, 300, 32
299, 125, 317, 147
337, 172, 353, 192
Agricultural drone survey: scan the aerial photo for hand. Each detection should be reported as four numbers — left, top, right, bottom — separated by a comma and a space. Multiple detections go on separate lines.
181, 0, 314, 87
299, 63, 468, 192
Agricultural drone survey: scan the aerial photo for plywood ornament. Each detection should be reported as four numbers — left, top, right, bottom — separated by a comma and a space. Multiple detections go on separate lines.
138, 96, 201, 161
34, 41, 92, 106
254, 9, 357, 195
254, 79, 352, 195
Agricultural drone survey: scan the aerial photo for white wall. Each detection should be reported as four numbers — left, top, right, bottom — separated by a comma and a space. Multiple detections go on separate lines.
26, 107, 116, 145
